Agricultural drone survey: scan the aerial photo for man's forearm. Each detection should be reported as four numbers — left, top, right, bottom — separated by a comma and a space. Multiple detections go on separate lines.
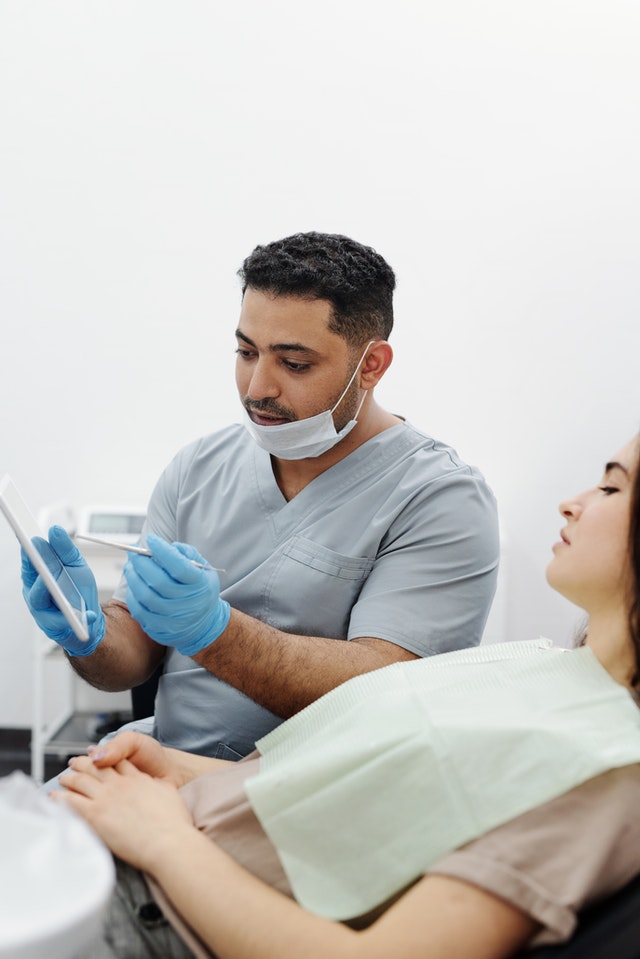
68, 601, 165, 692
193, 609, 417, 718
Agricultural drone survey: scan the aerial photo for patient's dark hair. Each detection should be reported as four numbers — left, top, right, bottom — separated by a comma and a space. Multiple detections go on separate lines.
238, 232, 396, 345
629, 435, 640, 685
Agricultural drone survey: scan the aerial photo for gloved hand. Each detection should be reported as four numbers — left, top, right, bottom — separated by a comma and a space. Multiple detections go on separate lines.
21, 525, 106, 657
124, 533, 230, 657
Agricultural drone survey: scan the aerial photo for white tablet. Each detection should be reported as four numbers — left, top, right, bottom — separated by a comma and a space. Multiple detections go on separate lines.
0, 474, 89, 642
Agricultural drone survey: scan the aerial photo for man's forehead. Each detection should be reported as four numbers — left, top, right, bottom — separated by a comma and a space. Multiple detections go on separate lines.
240, 287, 332, 312
237, 289, 343, 349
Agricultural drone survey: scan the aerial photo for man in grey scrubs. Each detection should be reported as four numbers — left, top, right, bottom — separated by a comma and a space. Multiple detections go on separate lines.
22, 232, 500, 759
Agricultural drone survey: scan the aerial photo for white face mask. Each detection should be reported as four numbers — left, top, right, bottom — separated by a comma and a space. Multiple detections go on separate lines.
241, 341, 374, 460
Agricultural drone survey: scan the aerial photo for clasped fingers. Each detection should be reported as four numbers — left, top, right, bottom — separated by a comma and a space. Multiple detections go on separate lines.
59, 754, 115, 791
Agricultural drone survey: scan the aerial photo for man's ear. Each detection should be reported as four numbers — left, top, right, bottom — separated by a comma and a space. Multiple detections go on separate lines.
359, 341, 393, 389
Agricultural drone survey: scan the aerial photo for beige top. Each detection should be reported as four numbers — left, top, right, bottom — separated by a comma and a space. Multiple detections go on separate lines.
147, 758, 640, 957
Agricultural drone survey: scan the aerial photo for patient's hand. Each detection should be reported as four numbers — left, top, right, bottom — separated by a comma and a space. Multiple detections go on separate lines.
53, 756, 195, 873
85, 731, 230, 788
86, 732, 181, 784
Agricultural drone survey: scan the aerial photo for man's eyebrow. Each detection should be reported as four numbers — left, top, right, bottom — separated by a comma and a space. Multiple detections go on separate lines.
604, 461, 630, 476
235, 330, 320, 355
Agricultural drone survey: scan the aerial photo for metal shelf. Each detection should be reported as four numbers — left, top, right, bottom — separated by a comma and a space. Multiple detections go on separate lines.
40, 710, 132, 758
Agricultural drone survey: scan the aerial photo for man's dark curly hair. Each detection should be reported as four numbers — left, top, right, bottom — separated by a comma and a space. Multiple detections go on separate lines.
238, 232, 396, 344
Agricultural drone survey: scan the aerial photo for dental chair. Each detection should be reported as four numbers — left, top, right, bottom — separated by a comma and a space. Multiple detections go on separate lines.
522, 872, 640, 959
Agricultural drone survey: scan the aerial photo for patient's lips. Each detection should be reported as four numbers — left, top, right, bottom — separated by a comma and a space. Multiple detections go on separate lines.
552, 528, 570, 552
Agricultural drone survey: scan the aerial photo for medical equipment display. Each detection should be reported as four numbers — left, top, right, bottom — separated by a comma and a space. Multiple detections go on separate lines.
75, 504, 146, 542
0, 475, 89, 642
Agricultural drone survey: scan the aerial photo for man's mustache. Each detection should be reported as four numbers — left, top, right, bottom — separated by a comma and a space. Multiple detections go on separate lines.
244, 399, 296, 419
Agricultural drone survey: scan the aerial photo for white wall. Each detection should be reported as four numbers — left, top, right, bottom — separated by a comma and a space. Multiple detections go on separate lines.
1, 0, 639, 725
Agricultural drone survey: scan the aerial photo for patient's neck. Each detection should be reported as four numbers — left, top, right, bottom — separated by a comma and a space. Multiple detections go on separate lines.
584, 611, 635, 687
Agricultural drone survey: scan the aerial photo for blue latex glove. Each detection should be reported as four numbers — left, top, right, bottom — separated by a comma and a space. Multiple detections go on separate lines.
124, 533, 230, 657
20, 525, 106, 657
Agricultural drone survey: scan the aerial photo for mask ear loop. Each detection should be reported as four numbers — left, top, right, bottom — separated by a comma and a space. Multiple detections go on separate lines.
352, 387, 369, 419
330, 340, 377, 416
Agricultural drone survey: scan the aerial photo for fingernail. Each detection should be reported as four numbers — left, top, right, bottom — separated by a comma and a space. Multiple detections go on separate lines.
91, 749, 107, 762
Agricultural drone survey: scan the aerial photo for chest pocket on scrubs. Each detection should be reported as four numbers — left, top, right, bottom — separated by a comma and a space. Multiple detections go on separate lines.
265, 535, 374, 638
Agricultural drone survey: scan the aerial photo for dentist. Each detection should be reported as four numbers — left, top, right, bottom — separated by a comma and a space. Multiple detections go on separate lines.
22, 231, 499, 760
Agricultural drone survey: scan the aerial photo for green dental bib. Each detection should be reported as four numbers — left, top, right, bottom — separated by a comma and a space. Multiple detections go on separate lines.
245, 640, 640, 920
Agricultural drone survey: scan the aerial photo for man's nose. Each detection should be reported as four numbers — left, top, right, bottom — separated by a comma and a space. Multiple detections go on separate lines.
246, 361, 280, 400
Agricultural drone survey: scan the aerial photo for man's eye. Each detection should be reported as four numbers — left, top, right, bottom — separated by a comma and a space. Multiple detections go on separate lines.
599, 486, 619, 495
282, 360, 311, 372
235, 348, 255, 360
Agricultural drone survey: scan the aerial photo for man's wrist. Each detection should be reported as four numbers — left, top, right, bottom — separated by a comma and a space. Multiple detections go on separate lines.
177, 599, 231, 657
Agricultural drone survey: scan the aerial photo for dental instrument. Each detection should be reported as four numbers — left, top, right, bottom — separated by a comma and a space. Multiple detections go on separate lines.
75, 534, 224, 571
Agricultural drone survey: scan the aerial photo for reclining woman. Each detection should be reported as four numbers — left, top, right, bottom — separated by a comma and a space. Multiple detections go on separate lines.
53, 434, 640, 959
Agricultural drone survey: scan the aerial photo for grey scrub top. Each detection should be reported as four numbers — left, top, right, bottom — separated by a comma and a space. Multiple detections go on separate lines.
113, 421, 499, 758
